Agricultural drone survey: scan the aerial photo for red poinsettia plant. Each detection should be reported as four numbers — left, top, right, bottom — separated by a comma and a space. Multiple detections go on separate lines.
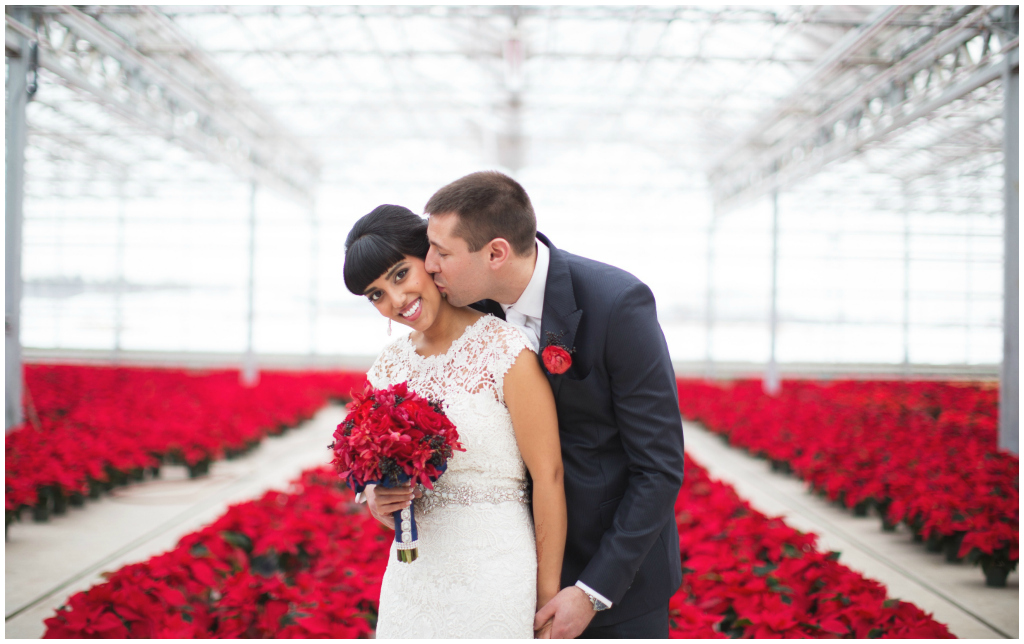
6, 364, 367, 533
43, 460, 956, 638
675, 377, 1017, 588
331, 382, 463, 562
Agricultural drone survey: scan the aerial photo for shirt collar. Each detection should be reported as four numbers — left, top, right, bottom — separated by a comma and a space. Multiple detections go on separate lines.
500, 240, 549, 320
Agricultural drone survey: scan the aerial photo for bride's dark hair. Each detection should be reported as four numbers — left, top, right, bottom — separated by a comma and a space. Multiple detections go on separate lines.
344, 204, 430, 295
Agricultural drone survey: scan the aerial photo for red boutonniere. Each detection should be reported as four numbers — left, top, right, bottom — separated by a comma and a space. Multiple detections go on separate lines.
541, 332, 574, 375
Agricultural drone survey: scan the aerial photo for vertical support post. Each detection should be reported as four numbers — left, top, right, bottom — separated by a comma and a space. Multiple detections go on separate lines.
114, 182, 126, 359
6, 9, 30, 431
1000, 48, 1019, 454
704, 215, 716, 380
242, 181, 259, 386
965, 211, 973, 363
764, 191, 781, 395
309, 208, 319, 357
902, 186, 912, 376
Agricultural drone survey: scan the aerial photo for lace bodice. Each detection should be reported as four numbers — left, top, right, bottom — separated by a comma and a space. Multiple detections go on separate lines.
367, 314, 534, 493
370, 314, 539, 639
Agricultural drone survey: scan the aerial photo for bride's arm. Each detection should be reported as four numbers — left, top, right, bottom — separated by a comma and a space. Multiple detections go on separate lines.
503, 349, 567, 621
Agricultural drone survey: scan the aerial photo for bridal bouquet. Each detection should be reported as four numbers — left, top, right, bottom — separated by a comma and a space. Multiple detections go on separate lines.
331, 382, 463, 563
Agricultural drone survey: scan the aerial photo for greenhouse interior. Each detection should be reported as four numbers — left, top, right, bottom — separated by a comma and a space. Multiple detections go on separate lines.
5, 4, 1019, 639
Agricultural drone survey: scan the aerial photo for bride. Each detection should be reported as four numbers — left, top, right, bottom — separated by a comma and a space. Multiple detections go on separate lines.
343, 204, 567, 639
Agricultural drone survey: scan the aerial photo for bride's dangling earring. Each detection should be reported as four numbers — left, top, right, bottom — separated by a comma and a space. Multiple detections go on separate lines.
388, 319, 392, 336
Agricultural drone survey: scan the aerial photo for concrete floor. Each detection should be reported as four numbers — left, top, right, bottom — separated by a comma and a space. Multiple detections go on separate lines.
5, 409, 1017, 639
682, 420, 1018, 639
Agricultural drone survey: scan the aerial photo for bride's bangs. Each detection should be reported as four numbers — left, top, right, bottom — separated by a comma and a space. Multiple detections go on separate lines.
343, 235, 405, 295
344, 204, 430, 296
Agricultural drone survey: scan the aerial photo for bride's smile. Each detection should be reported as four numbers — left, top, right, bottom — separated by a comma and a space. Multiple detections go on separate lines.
398, 297, 422, 321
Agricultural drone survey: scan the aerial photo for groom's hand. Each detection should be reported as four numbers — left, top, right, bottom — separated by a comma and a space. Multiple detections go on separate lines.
365, 484, 422, 529
534, 587, 595, 640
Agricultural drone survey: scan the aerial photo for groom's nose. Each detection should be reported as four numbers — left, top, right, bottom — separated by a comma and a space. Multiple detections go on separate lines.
424, 247, 440, 274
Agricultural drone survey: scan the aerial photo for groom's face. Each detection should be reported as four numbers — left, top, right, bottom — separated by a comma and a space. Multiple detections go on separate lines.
425, 213, 491, 308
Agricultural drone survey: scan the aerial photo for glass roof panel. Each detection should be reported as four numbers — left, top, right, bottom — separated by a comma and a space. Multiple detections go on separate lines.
9, 4, 1011, 370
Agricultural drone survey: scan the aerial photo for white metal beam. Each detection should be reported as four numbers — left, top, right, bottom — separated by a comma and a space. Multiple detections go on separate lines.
902, 187, 912, 374
1000, 21, 1019, 454
711, 5, 907, 171
242, 181, 259, 387
710, 6, 1016, 213
704, 216, 716, 380
7, 8, 320, 203
5, 8, 29, 431
764, 190, 781, 395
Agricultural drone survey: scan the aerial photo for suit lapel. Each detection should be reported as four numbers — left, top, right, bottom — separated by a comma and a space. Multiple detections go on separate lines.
537, 232, 582, 397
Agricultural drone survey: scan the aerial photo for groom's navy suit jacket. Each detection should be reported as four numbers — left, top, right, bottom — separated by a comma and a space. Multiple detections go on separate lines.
476, 232, 685, 627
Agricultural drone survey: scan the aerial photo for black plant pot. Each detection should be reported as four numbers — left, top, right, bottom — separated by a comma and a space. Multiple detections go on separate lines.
130, 467, 145, 482
925, 533, 945, 553
908, 519, 925, 542
32, 487, 53, 522
834, 491, 848, 510
187, 459, 211, 478
51, 487, 68, 516
852, 500, 871, 517
147, 465, 161, 479
982, 560, 1011, 588
874, 499, 898, 532
31, 503, 50, 522
770, 459, 792, 475
69, 492, 86, 508
109, 468, 128, 487
944, 533, 966, 563
87, 478, 104, 499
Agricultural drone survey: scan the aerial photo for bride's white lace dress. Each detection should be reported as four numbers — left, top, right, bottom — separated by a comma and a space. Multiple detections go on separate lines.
368, 314, 537, 639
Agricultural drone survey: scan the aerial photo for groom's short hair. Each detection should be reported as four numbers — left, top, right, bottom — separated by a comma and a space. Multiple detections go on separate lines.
424, 171, 537, 256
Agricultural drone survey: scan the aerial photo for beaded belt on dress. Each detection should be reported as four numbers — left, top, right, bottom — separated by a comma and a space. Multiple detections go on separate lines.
417, 477, 531, 513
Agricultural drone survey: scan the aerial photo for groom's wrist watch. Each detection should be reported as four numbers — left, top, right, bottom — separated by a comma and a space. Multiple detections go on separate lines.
577, 585, 610, 612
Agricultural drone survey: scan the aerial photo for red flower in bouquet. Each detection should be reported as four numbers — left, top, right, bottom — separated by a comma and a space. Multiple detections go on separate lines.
331, 382, 463, 491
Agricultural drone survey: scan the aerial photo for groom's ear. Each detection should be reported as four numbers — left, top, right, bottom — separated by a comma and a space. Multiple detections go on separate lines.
485, 238, 513, 269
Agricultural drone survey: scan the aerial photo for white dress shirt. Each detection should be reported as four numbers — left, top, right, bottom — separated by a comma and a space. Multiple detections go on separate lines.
499, 240, 549, 353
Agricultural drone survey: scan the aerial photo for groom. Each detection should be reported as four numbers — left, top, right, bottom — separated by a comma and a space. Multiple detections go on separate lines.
422, 171, 684, 638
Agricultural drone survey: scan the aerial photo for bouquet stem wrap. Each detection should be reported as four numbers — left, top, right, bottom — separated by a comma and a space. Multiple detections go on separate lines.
393, 502, 419, 563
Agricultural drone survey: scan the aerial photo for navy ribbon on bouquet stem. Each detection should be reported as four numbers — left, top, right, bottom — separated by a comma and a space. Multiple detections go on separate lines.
392, 503, 419, 563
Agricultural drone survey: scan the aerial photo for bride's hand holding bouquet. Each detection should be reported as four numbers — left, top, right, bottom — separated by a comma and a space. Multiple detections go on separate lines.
366, 484, 422, 529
